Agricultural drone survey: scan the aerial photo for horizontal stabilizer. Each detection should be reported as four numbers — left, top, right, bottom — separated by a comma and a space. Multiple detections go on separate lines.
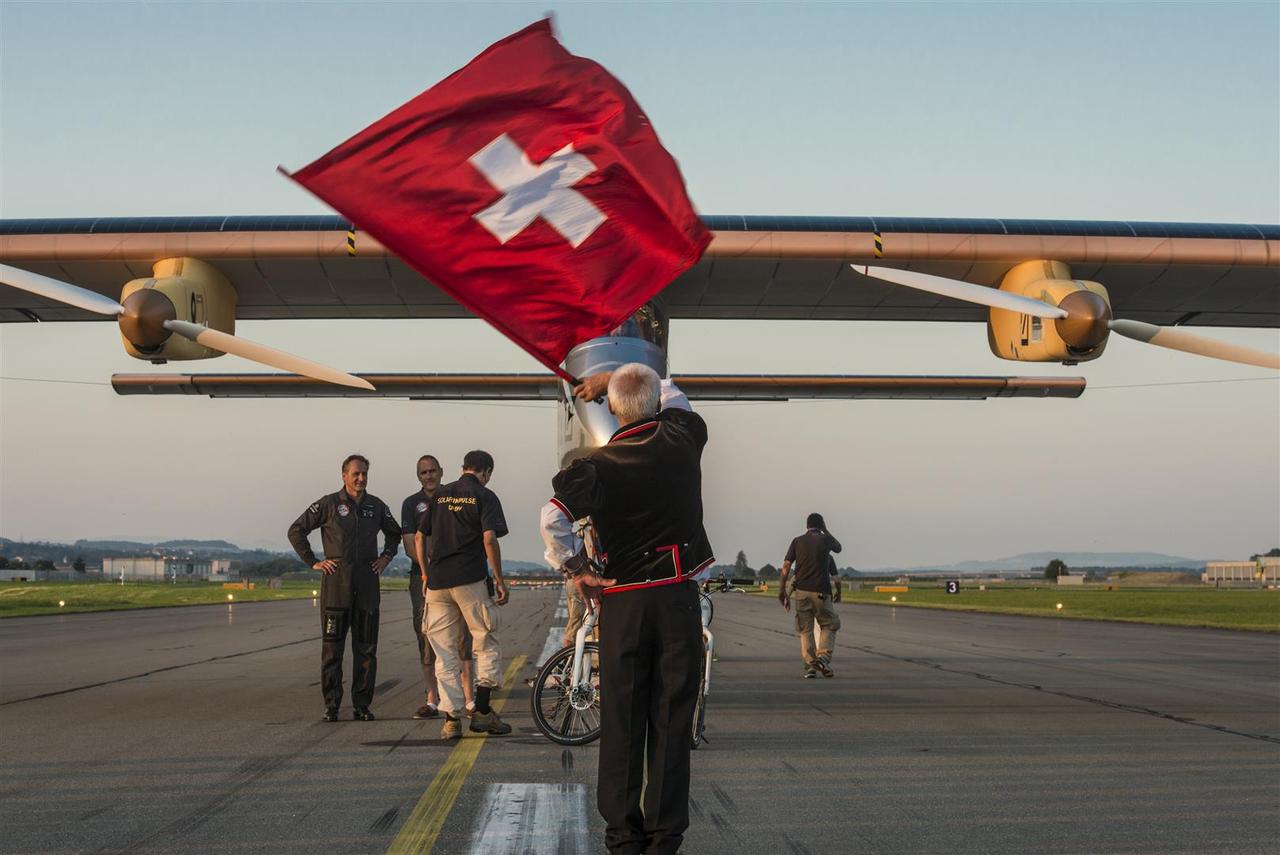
110, 373, 1085, 400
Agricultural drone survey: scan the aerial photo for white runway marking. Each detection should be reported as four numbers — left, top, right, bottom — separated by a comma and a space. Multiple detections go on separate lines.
537, 626, 566, 667
466, 783, 591, 854
535, 590, 570, 666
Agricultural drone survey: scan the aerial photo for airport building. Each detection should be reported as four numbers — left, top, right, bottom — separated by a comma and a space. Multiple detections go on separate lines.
1202, 557, 1280, 586
103, 557, 232, 581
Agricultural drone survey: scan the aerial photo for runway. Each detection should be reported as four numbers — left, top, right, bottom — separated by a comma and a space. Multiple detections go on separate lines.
1, 589, 1277, 854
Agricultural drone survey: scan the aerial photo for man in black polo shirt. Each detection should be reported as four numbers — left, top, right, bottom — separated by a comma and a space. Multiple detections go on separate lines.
540, 363, 713, 855
779, 513, 842, 679
399, 454, 475, 720
416, 450, 511, 740
288, 453, 401, 721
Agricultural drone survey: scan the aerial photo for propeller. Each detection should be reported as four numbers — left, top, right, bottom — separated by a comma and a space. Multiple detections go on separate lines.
859, 265, 1280, 370
0, 263, 375, 389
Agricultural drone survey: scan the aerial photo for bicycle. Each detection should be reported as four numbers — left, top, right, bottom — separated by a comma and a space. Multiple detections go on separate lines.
692, 590, 715, 748
531, 590, 715, 747
697, 576, 748, 633
530, 608, 602, 745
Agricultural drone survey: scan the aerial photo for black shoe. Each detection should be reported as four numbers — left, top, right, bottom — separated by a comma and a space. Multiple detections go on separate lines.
468, 709, 512, 735
353, 707, 376, 721
803, 668, 818, 679
323, 708, 339, 722
412, 702, 439, 720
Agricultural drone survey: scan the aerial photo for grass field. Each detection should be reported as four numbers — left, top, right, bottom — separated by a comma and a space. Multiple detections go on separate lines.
813, 585, 1280, 632
0, 577, 409, 618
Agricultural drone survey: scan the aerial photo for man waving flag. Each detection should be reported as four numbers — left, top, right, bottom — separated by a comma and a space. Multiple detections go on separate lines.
284, 19, 710, 381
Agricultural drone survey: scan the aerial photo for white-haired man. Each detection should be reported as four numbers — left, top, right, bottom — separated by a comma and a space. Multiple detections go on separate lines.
540, 363, 713, 855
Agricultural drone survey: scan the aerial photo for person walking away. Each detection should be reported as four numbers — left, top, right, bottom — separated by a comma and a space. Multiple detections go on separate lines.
288, 454, 401, 721
778, 513, 842, 678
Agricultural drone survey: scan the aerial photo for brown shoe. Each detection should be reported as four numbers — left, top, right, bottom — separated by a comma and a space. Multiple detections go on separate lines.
412, 702, 439, 719
440, 717, 462, 741
468, 709, 512, 735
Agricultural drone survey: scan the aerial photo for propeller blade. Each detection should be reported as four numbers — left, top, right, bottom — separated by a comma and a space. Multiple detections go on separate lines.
857, 265, 1067, 319
0, 263, 125, 316
1109, 320, 1280, 370
163, 321, 376, 390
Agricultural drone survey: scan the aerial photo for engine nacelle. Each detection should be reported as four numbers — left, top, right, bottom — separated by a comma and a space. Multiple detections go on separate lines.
119, 257, 236, 362
557, 302, 669, 468
987, 260, 1111, 364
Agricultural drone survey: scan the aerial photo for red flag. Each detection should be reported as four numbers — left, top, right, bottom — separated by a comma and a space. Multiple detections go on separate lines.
285, 19, 710, 381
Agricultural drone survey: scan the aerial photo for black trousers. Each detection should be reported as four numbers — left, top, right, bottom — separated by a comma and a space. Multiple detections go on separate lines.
321, 598, 379, 709
408, 573, 432, 689
598, 581, 702, 855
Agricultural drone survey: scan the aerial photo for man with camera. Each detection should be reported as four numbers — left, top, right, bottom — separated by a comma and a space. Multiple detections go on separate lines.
778, 512, 843, 678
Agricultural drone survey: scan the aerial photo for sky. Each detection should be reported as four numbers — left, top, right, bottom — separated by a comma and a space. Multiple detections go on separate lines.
1, 1, 1277, 569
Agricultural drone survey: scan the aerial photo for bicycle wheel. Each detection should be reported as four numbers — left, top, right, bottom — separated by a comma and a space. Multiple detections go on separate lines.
699, 591, 713, 627
691, 649, 708, 749
530, 641, 602, 746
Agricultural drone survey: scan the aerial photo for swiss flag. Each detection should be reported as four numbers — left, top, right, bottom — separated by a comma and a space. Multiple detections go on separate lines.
285, 19, 710, 380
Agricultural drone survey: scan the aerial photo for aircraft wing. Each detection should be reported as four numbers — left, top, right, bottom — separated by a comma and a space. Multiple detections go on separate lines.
2, 216, 1276, 328
110, 372, 1086, 400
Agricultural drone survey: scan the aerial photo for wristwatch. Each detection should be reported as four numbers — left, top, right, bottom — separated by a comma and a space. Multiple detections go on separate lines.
562, 549, 605, 578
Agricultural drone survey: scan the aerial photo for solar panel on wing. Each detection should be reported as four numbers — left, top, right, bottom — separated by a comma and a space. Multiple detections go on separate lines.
0, 215, 1274, 240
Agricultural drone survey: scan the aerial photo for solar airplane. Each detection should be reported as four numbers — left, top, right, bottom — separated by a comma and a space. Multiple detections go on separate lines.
1, 215, 1276, 465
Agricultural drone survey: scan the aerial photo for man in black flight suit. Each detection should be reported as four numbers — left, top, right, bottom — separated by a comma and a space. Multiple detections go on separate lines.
288, 453, 401, 721
540, 363, 713, 855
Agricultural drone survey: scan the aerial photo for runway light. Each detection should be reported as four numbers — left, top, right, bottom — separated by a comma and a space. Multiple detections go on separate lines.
227, 594, 234, 601
312, 590, 318, 597
58, 600, 66, 608
1056, 602, 1063, 610
891, 596, 897, 603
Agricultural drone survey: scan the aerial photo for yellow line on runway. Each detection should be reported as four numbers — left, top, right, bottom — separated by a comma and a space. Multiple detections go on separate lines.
386, 655, 527, 855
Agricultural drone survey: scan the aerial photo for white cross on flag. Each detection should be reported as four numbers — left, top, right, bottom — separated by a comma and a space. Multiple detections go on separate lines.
469, 134, 605, 248
285, 19, 709, 379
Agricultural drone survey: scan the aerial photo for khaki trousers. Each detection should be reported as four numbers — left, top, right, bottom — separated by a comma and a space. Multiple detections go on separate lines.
562, 576, 588, 648
426, 579, 502, 716
793, 590, 841, 668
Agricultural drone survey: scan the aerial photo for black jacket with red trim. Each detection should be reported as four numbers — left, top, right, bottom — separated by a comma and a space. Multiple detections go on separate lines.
551, 407, 713, 594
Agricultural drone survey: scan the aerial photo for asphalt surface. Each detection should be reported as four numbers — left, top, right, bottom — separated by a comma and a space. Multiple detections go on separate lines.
1, 589, 1277, 854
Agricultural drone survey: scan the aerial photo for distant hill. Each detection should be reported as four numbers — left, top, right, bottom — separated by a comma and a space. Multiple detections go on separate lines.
866, 551, 1205, 575
155, 539, 241, 551
503, 560, 552, 575
71, 539, 173, 552
2, 537, 264, 565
